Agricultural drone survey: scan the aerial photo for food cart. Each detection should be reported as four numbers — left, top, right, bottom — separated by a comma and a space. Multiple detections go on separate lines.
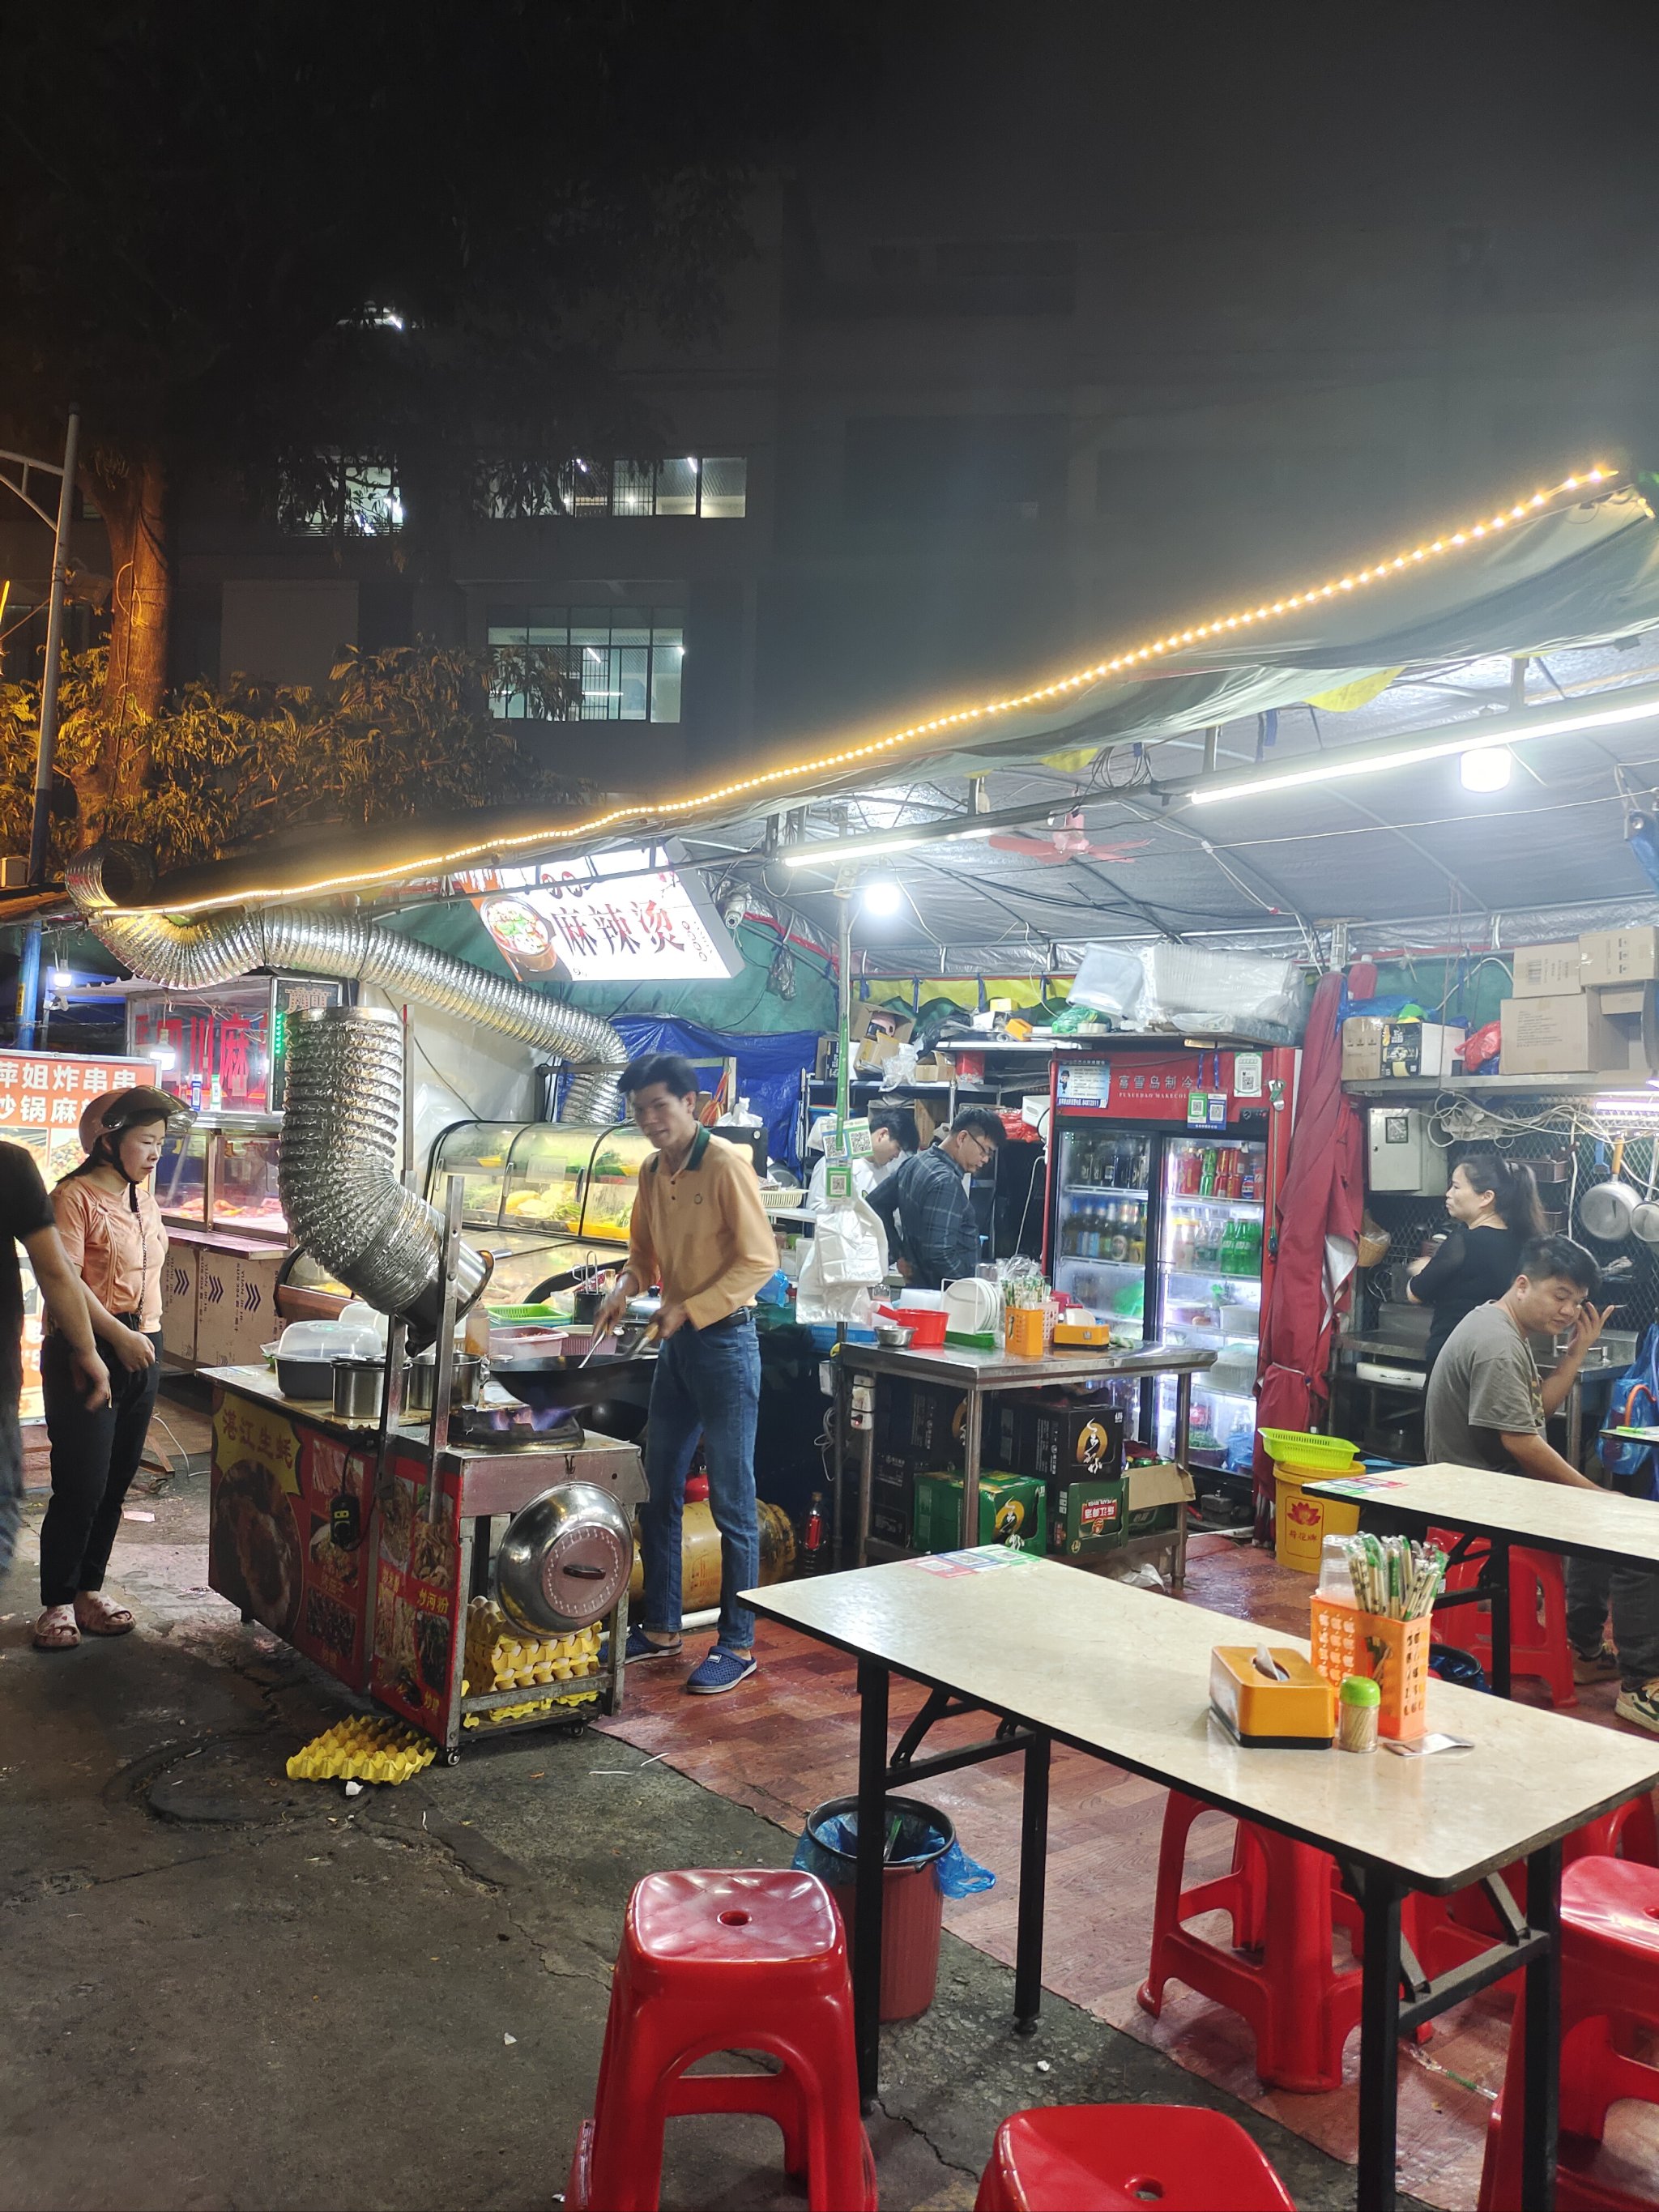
203, 1361, 643, 1756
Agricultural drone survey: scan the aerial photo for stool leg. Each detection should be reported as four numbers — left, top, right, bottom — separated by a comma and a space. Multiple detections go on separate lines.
1138, 1792, 1212, 2017
1256, 1833, 1349, 2093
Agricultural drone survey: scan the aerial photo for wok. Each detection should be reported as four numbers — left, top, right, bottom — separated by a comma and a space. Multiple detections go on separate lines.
488, 1349, 656, 1417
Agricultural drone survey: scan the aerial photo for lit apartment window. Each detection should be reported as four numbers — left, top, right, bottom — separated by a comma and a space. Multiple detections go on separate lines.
281, 457, 403, 536
488, 606, 684, 722
488, 457, 746, 520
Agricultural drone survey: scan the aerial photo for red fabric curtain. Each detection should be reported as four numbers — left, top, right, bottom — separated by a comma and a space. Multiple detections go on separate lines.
1253, 972, 1363, 1536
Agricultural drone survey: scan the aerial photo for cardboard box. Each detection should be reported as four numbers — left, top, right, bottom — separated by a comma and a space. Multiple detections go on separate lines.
872, 1454, 914, 1546
194, 1242, 283, 1366
994, 1397, 1031, 1475
1030, 1401, 1125, 1485
855, 1034, 903, 1074
1511, 940, 1584, 998
1499, 993, 1622, 1076
1050, 1477, 1124, 1557
879, 1380, 966, 1465
1123, 1458, 1196, 1536
1580, 927, 1659, 987
912, 1470, 1046, 1555
1341, 1017, 1465, 1082
850, 1003, 913, 1045
160, 1244, 198, 1364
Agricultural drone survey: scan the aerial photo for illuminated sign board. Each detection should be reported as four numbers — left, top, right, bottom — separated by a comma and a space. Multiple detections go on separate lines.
459, 847, 743, 984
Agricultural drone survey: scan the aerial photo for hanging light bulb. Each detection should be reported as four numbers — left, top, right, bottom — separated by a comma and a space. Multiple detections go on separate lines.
1460, 745, 1512, 792
860, 879, 904, 917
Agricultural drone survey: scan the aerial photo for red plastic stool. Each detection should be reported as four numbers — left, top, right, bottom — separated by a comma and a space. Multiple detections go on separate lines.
565, 1868, 876, 2212
975, 2105, 1295, 2212
1479, 1856, 1659, 2212
1431, 1528, 1576, 1709
1137, 1790, 1363, 2092
1412, 1795, 1659, 1985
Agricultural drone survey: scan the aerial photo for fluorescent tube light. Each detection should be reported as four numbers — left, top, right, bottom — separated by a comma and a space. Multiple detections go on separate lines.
1184, 683, 1659, 807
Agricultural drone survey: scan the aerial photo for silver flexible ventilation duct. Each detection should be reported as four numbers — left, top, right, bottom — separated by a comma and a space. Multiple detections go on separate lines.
66, 848, 629, 1123
279, 1006, 492, 1336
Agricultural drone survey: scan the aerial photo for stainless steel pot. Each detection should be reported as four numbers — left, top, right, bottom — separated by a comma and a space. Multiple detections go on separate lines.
331, 1357, 386, 1420
1580, 1138, 1641, 1243
403, 1353, 484, 1416
494, 1481, 633, 1634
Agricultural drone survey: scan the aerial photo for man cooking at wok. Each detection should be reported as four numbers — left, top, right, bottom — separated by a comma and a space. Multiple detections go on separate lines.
593, 1054, 777, 1694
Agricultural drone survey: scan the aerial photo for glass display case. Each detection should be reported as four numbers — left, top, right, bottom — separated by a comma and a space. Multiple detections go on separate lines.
429, 1120, 651, 1242
158, 1114, 288, 1239
426, 1120, 655, 1307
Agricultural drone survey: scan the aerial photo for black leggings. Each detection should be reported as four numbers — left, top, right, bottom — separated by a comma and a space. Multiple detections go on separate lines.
37, 1332, 162, 1608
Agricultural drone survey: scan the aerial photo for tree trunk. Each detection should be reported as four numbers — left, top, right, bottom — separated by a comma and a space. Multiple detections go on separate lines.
82, 449, 171, 831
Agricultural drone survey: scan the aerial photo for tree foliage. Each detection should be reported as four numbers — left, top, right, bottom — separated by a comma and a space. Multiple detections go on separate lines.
0, 645, 588, 876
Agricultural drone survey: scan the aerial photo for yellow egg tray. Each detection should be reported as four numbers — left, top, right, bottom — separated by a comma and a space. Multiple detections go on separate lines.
287, 1715, 437, 1785
461, 1598, 603, 1724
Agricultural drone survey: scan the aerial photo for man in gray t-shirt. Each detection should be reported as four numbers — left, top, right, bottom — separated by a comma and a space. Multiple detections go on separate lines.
1425, 1245, 1605, 1485
1422, 1233, 1659, 1737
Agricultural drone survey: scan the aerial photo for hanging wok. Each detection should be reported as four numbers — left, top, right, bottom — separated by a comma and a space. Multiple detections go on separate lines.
1580, 1137, 1641, 1243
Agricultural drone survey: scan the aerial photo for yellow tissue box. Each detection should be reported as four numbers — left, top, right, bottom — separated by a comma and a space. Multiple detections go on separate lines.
1209, 1645, 1336, 1749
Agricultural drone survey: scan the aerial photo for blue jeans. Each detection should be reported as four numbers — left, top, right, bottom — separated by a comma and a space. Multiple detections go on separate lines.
641, 1311, 761, 1651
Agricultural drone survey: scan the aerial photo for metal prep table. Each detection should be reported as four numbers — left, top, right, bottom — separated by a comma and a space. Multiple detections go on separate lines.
836, 1338, 1216, 1584
204, 1362, 646, 1760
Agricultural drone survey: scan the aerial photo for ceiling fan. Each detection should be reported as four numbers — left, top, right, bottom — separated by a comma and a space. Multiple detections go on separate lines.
986, 810, 1150, 864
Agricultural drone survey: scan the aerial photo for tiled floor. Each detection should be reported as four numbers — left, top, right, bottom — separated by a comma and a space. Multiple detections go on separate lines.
597, 1528, 1659, 2212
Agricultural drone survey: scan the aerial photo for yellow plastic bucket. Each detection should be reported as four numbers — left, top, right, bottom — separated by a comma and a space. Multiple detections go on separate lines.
1273, 1470, 1362, 1573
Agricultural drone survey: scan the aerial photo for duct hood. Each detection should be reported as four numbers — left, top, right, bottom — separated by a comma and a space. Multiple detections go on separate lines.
66, 847, 629, 1123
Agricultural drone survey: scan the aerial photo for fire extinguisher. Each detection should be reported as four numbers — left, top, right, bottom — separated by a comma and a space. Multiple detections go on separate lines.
802, 1493, 825, 1575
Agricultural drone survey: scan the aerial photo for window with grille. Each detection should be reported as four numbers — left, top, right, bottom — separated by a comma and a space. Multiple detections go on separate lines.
280, 457, 403, 536
487, 606, 684, 722
488, 457, 746, 521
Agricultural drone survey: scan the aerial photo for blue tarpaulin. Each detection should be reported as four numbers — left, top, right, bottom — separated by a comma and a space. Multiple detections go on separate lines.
608, 1017, 819, 1169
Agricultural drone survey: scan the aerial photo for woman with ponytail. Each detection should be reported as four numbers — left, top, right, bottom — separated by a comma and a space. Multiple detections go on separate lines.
1408, 1149, 1546, 1376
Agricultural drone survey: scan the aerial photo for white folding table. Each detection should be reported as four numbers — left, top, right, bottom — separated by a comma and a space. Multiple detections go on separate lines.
747, 1552, 1659, 2212
1305, 1462, 1659, 1695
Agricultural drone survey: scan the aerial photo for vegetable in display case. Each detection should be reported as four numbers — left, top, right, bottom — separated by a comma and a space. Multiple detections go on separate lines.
425, 1120, 655, 1307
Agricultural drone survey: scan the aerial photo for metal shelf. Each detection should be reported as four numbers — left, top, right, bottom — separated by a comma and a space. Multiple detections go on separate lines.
1343, 1073, 1659, 1102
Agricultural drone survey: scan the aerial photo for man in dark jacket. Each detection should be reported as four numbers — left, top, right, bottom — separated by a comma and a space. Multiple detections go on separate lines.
868, 1107, 1004, 1288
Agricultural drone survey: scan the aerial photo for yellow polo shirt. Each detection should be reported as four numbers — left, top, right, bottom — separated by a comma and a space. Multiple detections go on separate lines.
625, 1127, 776, 1330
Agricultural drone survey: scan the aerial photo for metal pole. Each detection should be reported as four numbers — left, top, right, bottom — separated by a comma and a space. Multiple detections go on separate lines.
14, 921, 41, 1051
28, 407, 80, 889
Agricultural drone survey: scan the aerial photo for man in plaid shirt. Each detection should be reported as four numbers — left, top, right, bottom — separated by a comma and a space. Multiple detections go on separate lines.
869, 1107, 1004, 1287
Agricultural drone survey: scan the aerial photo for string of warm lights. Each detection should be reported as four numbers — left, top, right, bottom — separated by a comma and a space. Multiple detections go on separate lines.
109, 462, 1625, 918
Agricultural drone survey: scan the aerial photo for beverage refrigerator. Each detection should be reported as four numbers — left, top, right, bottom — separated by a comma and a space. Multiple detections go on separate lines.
1040, 1046, 1298, 1478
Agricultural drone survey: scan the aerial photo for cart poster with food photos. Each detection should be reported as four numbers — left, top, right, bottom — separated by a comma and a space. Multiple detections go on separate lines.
207, 1391, 375, 1689
369, 1447, 463, 1737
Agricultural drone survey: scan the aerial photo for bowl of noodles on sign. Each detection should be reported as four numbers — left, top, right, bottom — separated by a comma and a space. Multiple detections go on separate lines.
480, 897, 559, 975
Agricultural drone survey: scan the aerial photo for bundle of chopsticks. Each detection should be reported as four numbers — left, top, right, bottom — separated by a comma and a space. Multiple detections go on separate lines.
1334, 1532, 1446, 1621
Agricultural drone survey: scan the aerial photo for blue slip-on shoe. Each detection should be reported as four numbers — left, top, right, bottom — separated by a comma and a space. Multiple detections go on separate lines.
625, 1626, 683, 1662
685, 1646, 757, 1695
